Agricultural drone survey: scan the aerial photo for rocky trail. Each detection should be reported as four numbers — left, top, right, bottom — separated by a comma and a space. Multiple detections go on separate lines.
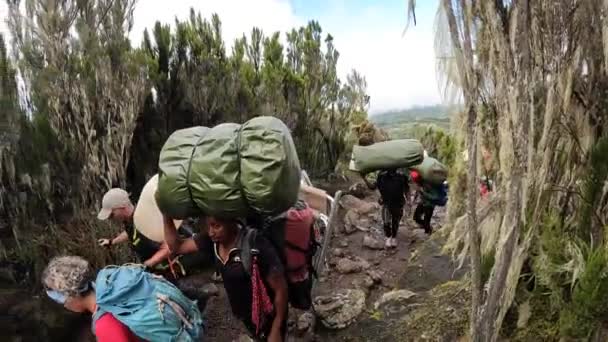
0, 186, 469, 342
307, 191, 469, 342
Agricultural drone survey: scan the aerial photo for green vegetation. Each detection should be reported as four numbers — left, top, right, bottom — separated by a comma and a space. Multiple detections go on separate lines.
371, 106, 459, 170
0, 1, 368, 281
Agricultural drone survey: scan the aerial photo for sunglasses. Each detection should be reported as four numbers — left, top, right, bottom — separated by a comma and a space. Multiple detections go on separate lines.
46, 289, 67, 305
45, 282, 93, 305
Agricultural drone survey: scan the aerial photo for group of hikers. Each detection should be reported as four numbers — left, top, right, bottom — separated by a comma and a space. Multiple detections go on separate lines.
365, 165, 448, 249
41, 117, 449, 342
44, 192, 317, 341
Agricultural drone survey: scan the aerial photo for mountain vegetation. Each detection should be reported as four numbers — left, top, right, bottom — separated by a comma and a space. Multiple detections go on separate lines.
0, 0, 368, 278
413, 0, 608, 340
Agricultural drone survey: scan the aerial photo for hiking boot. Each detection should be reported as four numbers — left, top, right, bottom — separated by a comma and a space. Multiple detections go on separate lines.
385, 238, 392, 249
424, 227, 433, 235
391, 238, 398, 247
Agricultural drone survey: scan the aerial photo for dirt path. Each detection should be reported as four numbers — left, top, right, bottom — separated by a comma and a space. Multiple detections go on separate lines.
310, 192, 468, 342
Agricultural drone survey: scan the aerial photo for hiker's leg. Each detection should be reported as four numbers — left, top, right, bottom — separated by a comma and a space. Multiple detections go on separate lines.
423, 205, 434, 234
390, 205, 403, 238
382, 205, 392, 238
413, 203, 424, 226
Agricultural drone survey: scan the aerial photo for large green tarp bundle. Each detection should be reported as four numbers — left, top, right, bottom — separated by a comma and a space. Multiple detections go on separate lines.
349, 139, 424, 174
157, 116, 302, 219
412, 157, 448, 185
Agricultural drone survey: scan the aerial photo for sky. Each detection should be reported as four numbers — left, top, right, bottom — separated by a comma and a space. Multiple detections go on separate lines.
0, 0, 442, 114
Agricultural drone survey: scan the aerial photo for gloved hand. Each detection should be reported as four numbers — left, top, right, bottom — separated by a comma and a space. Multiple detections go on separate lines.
98, 238, 112, 247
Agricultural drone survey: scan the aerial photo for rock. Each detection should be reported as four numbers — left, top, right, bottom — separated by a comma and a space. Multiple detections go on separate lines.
336, 257, 371, 274
236, 334, 254, 342
200, 283, 220, 297
332, 248, 345, 257
343, 210, 360, 234
374, 289, 417, 310
357, 202, 379, 216
348, 182, 369, 198
177, 278, 218, 306
367, 270, 384, 284
314, 289, 366, 329
339, 240, 349, 248
297, 312, 315, 333
373, 259, 381, 266
353, 275, 375, 291
362, 235, 385, 250
339, 194, 368, 211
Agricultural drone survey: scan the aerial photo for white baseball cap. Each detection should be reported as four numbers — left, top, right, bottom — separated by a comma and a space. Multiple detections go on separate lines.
97, 188, 130, 220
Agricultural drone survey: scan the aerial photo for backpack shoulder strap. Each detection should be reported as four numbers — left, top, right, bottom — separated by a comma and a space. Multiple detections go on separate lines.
239, 228, 258, 277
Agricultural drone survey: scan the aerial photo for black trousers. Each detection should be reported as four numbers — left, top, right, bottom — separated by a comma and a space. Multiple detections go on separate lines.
414, 203, 435, 233
382, 204, 404, 238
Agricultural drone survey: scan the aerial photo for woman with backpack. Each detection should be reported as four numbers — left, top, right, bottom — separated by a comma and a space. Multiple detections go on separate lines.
163, 215, 289, 342
410, 170, 448, 234
42, 255, 203, 342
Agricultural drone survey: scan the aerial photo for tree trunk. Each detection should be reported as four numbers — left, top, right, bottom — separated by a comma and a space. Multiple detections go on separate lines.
441, 0, 483, 339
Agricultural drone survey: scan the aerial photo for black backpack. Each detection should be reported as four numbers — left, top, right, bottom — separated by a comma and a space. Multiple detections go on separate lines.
240, 200, 320, 310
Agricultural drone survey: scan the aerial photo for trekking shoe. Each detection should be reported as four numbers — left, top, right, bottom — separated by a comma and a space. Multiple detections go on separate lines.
424, 227, 433, 235
391, 238, 399, 247
385, 238, 392, 249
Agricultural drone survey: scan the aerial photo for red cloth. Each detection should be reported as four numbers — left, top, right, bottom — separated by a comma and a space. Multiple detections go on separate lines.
95, 313, 144, 342
251, 255, 274, 335
410, 170, 421, 184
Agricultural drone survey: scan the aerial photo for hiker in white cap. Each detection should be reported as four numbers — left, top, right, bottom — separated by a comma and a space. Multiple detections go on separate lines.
97, 188, 188, 279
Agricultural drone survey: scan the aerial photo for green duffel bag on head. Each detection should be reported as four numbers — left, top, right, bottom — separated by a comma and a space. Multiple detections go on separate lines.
239, 116, 302, 214
349, 139, 424, 174
157, 116, 301, 219
412, 157, 448, 185
156, 126, 211, 219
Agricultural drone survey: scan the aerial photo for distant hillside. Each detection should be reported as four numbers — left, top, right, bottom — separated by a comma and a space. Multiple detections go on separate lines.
369, 105, 458, 140
370, 105, 454, 127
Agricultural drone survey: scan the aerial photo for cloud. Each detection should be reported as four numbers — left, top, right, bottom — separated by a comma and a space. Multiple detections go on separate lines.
130, 0, 302, 46
1, 0, 441, 113
131, 0, 442, 113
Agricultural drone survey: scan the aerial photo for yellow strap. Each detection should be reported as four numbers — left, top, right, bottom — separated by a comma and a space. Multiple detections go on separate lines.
132, 228, 140, 246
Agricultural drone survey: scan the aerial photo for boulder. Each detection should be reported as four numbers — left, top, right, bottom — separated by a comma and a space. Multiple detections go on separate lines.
343, 210, 360, 234
336, 257, 371, 274
348, 182, 369, 199
374, 289, 417, 310
353, 275, 375, 292
331, 248, 346, 257
296, 312, 315, 333
367, 270, 384, 284
339, 194, 368, 211
363, 235, 385, 250
314, 289, 366, 329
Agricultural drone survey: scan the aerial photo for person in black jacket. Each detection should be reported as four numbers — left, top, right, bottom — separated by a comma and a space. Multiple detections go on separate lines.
164, 215, 289, 342
364, 169, 409, 248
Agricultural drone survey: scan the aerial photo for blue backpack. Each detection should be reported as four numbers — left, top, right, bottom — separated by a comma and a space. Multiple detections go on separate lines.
92, 265, 204, 341
422, 182, 449, 207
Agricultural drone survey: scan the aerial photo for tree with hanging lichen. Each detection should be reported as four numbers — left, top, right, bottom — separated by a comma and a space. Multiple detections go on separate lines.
2, 1, 370, 281
407, 0, 608, 340
7, 0, 148, 209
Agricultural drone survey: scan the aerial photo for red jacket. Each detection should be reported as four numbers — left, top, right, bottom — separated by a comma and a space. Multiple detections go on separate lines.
95, 313, 144, 342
